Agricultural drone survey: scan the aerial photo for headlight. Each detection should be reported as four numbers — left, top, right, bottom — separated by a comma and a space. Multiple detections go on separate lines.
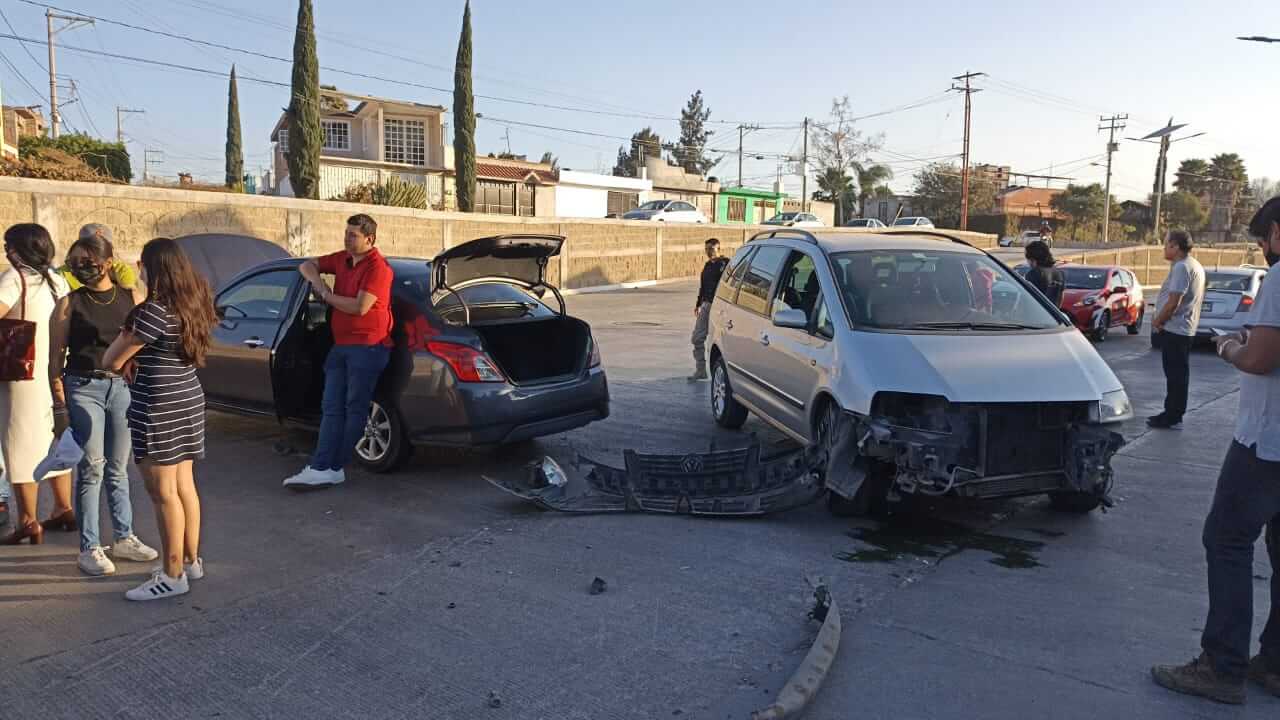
1090, 389, 1132, 423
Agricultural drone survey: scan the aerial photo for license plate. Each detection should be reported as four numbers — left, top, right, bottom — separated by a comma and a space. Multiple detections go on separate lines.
1202, 302, 1213, 313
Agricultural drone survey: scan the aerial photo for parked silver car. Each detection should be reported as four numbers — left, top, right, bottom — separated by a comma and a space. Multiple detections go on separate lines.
1195, 266, 1268, 340
706, 229, 1130, 514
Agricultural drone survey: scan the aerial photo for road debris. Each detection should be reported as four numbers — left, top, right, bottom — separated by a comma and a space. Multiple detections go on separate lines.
589, 577, 607, 595
487, 691, 502, 709
751, 583, 842, 720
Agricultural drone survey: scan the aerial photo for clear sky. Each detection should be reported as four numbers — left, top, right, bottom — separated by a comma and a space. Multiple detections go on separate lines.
1, 0, 1277, 203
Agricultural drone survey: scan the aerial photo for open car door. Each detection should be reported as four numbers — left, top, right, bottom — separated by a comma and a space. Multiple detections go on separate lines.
270, 284, 330, 424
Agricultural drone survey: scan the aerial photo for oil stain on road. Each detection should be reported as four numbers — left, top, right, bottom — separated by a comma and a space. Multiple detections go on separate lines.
835, 515, 1048, 569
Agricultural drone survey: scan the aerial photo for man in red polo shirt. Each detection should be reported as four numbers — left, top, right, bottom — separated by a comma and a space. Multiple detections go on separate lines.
283, 213, 393, 489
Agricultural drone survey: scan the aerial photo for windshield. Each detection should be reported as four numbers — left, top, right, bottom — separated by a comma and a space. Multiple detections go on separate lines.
770, 213, 799, 222
1205, 273, 1253, 292
831, 250, 1064, 331
1062, 267, 1108, 290
892, 218, 918, 226
847, 219, 873, 226
635, 200, 669, 211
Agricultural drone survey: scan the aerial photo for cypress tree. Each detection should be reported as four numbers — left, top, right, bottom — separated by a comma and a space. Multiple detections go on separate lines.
225, 65, 244, 191
286, 0, 321, 199
453, 0, 476, 212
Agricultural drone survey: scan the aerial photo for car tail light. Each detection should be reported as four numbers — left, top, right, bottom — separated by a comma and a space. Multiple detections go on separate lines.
587, 334, 602, 368
426, 341, 505, 382
1237, 295, 1254, 313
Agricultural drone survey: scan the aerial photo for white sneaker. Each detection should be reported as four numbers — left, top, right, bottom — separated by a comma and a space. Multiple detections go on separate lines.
283, 466, 341, 489
112, 535, 159, 562
327, 468, 346, 486
78, 546, 116, 576
186, 557, 205, 581
125, 570, 189, 601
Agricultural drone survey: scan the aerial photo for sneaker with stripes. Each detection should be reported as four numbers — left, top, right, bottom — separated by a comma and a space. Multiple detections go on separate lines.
125, 570, 189, 601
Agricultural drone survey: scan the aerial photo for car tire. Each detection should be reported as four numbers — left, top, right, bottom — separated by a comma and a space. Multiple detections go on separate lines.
1127, 306, 1143, 335
1094, 311, 1110, 342
1049, 491, 1102, 513
710, 355, 748, 429
354, 396, 411, 473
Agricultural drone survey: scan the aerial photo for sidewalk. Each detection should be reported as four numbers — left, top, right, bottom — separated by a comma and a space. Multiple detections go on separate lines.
807, 389, 1279, 719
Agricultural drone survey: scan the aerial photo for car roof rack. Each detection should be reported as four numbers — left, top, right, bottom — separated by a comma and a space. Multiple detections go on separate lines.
748, 229, 819, 244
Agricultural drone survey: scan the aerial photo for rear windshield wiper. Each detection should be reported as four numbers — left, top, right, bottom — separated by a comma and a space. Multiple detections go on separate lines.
906, 321, 1045, 331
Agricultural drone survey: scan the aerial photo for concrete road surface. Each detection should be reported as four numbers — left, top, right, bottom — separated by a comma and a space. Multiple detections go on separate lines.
1, 280, 1275, 719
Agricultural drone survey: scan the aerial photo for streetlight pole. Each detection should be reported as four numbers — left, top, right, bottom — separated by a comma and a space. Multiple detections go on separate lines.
1128, 120, 1206, 242
45, 9, 94, 139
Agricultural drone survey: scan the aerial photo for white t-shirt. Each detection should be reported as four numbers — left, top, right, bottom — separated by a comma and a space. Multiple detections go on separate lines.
1234, 270, 1280, 461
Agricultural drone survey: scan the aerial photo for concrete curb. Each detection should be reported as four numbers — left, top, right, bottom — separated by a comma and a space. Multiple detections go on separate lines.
751, 587, 842, 720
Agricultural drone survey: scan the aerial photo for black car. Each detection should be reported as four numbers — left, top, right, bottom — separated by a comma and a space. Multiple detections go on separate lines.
198, 234, 610, 472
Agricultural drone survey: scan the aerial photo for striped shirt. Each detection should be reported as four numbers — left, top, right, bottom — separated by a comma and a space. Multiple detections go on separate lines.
126, 300, 205, 465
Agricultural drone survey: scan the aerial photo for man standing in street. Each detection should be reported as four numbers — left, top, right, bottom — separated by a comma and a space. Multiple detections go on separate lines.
283, 214, 393, 489
1152, 197, 1280, 704
690, 238, 728, 381
1149, 229, 1205, 429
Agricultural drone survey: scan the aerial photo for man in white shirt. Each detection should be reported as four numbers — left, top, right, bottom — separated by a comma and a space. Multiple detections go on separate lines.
1152, 196, 1280, 704
1149, 229, 1206, 429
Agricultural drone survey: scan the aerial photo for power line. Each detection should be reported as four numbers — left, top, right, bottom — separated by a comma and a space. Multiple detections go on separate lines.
0, 47, 47, 101
0, 6, 44, 71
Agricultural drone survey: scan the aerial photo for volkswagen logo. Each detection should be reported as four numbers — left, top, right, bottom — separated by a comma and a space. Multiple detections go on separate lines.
680, 454, 704, 473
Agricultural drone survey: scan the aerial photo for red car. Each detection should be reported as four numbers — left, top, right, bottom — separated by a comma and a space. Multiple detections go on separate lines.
1058, 265, 1145, 342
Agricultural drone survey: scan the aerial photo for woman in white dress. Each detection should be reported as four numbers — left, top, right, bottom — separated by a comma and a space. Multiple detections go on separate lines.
0, 223, 73, 544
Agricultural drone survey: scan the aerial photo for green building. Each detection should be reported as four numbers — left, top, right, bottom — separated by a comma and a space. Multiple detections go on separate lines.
716, 186, 785, 224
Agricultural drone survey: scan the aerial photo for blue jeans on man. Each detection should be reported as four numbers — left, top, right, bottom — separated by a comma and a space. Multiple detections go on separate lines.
66, 375, 135, 552
309, 345, 391, 471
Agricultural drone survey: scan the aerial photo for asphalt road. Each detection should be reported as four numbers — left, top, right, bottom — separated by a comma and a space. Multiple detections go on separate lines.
2, 281, 1275, 719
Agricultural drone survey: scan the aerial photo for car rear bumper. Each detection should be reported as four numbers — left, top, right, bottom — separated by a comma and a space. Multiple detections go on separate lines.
404, 367, 610, 447
1196, 315, 1249, 337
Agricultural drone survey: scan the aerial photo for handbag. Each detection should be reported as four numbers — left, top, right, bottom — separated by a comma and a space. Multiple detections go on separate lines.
0, 269, 37, 381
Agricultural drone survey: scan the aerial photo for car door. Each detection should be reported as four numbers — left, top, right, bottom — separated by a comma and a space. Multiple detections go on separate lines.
724, 244, 791, 419
203, 268, 302, 413
1104, 270, 1128, 326
753, 250, 829, 435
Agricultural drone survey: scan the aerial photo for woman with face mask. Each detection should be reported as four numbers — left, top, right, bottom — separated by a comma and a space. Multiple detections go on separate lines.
46, 233, 159, 574
0, 223, 72, 545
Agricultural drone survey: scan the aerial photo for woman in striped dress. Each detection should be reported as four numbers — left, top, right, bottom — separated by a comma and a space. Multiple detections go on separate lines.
104, 238, 215, 601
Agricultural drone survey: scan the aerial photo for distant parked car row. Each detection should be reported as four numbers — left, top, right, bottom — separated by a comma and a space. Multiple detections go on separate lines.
622, 199, 708, 223
999, 230, 1053, 248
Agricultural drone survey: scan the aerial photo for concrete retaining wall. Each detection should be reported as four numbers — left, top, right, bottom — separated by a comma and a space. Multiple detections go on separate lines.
0, 176, 996, 290
1057, 244, 1265, 288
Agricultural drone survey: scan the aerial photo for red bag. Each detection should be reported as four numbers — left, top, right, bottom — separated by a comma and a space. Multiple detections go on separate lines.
0, 269, 37, 381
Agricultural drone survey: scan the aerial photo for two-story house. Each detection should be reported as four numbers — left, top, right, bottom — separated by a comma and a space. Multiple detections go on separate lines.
270, 90, 451, 207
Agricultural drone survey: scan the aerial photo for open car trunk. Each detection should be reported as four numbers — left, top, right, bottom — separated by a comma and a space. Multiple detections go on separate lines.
474, 316, 589, 385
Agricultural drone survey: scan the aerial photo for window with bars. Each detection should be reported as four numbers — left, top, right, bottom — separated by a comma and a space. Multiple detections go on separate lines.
384, 118, 426, 166
277, 129, 289, 153
321, 120, 350, 151
727, 197, 746, 222
607, 191, 638, 216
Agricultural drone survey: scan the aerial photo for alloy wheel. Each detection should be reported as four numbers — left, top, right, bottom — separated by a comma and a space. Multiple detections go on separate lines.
712, 364, 728, 418
356, 401, 392, 462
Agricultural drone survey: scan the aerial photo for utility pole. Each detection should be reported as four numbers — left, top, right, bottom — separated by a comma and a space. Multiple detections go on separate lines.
143, 148, 163, 184
800, 117, 809, 212
736, 123, 759, 187
1131, 119, 1203, 243
117, 107, 144, 144
1098, 113, 1127, 243
45, 9, 94, 139
950, 71, 985, 230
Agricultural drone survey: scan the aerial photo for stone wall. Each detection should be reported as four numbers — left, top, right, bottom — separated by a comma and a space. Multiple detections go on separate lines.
1059, 244, 1264, 287
0, 177, 997, 291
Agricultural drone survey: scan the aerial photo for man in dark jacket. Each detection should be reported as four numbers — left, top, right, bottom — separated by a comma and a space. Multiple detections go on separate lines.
690, 238, 728, 381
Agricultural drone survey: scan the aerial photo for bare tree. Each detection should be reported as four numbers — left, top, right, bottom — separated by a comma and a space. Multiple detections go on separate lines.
811, 96, 882, 223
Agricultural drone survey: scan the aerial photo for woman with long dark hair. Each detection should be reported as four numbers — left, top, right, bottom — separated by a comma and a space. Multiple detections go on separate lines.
1024, 239, 1065, 307
48, 233, 159, 574
104, 238, 215, 600
0, 223, 73, 544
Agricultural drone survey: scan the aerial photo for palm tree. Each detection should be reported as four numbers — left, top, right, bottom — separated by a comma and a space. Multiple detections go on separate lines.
1208, 153, 1248, 229
855, 163, 893, 218
815, 168, 855, 224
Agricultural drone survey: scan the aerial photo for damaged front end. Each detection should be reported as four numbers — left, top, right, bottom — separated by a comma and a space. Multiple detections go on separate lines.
826, 393, 1125, 511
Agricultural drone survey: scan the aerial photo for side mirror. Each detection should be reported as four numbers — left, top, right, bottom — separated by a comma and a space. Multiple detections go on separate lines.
772, 308, 808, 329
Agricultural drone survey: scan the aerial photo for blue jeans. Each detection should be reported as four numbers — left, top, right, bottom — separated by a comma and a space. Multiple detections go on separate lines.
67, 375, 135, 552
309, 345, 390, 472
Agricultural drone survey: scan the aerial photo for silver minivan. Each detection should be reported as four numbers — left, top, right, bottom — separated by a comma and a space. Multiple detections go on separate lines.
706, 229, 1131, 515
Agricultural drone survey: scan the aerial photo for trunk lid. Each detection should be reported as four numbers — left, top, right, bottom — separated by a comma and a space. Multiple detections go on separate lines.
1201, 290, 1242, 318
432, 234, 564, 292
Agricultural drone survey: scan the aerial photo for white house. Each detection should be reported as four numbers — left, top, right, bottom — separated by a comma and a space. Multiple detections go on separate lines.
270, 89, 452, 207
554, 170, 652, 218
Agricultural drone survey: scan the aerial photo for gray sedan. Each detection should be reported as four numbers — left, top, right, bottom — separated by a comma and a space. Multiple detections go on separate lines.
198, 234, 610, 472
1195, 266, 1267, 341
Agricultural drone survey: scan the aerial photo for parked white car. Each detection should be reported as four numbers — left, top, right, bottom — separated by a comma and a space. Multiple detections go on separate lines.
763, 212, 823, 228
845, 218, 887, 228
622, 199, 708, 223
892, 216, 934, 228
1196, 266, 1268, 341
707, 228, 1130, 516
